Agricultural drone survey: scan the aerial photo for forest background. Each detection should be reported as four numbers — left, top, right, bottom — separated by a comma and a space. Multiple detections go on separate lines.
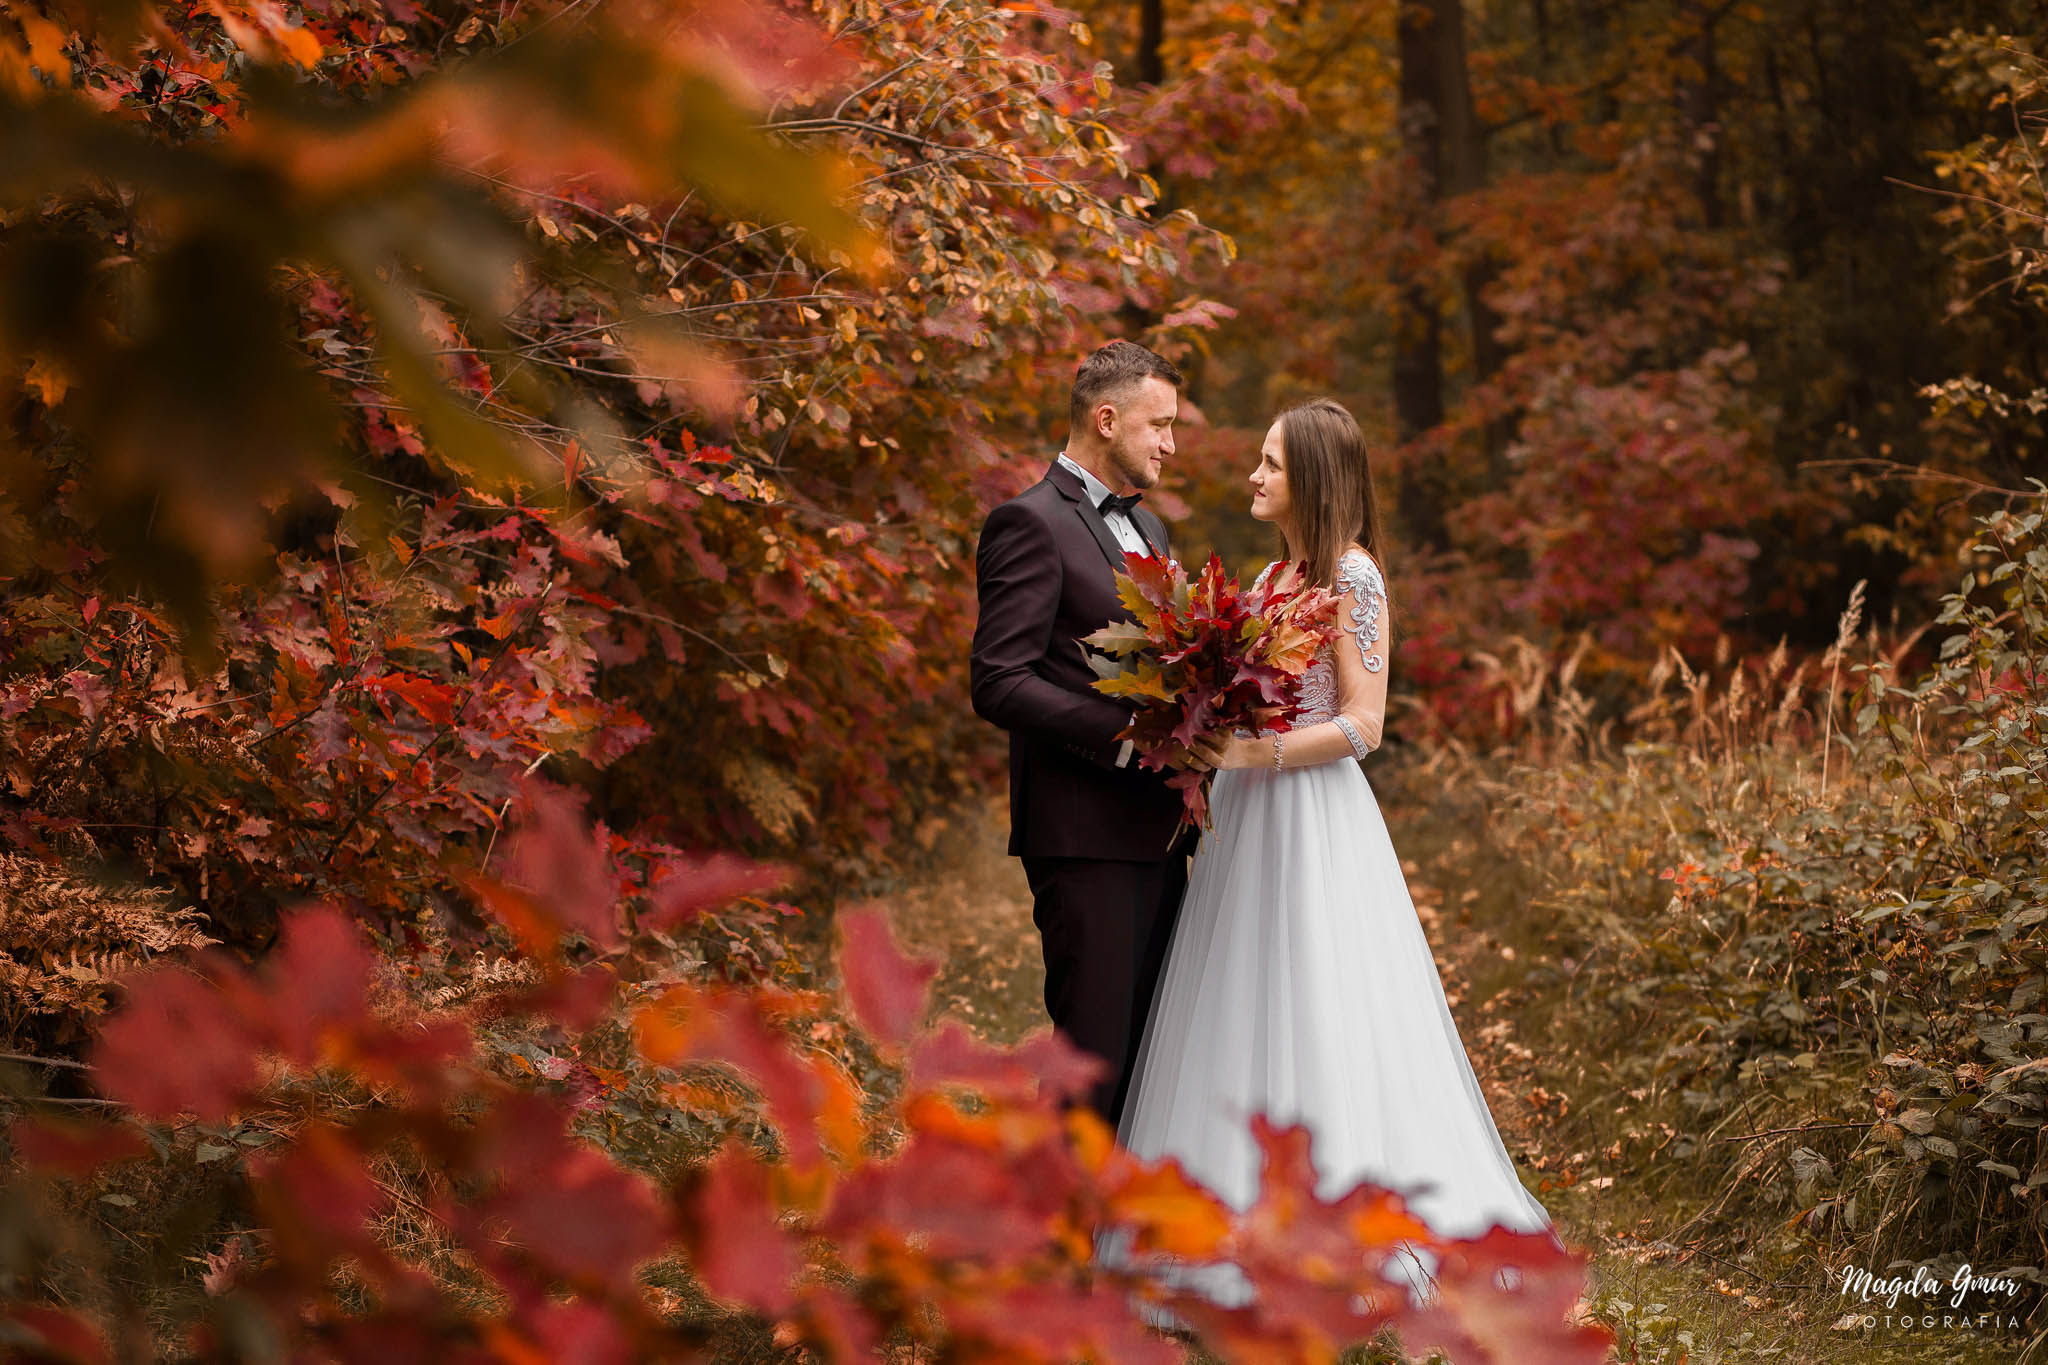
2, 0, 2047, 1360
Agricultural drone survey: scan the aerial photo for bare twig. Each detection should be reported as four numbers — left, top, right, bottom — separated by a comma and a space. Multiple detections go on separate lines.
0, 1050, 90, 1071
1712, 1120, 1877, 1145
1800, 457, 2047, 502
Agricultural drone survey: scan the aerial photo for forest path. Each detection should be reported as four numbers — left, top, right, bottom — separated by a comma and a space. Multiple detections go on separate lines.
880, 787, 2023, 1365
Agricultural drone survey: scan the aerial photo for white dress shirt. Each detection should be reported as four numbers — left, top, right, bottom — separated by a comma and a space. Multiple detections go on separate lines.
1057, 453, 1151, 556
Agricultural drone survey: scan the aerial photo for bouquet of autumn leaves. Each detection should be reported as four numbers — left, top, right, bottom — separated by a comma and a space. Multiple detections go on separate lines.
1085, 553, 1339, 833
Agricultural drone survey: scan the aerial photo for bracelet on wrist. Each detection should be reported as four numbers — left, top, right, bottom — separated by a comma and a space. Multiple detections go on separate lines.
1333, 715, 1371, 761
1271, 733, 1285, 772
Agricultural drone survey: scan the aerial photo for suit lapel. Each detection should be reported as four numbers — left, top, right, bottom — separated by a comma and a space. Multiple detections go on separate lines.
1075, 503, 1128, 573
1045, 461, 1130, 573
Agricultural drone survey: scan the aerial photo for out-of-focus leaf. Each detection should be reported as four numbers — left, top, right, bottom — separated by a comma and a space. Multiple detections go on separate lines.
682, 1142, 801, 1315
834, 904, 936, 1051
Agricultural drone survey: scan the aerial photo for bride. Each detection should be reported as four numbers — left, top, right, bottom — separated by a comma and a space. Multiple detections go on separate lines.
1113, 396, 1558, 1308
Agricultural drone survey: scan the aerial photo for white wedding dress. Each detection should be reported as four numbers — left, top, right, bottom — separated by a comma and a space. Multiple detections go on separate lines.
1108, 550, 1556, 1308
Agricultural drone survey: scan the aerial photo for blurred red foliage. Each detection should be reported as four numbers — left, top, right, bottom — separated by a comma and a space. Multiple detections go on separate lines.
3, 790, 1610, 1363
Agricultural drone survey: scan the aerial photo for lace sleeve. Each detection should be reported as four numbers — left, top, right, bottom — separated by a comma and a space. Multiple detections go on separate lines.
1334, 550, 1388, 674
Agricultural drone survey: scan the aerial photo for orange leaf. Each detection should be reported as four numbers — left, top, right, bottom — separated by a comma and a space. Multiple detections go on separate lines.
24, 353, 70, 404
1064, 1106, 1116, 1174
1348, 1188, 1435, 1248
1104, 1161, 1232, 1258
468, 876, 563, 958
276, 20, 322, 68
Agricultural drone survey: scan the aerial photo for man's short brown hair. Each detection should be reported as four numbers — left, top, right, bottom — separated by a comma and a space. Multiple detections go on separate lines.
1068, 340, 1183, 434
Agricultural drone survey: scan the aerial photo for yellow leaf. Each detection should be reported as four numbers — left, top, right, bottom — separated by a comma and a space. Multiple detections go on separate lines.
1085, 621, 1152, 654
1117, 575, 1163, 622
1095, 668, 1173, 702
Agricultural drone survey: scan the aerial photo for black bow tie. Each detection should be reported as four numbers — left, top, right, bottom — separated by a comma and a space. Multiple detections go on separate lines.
1097, 491, 1143, 517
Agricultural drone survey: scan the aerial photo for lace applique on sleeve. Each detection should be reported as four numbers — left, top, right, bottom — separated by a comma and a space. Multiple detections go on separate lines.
1334, 550, 1387, 674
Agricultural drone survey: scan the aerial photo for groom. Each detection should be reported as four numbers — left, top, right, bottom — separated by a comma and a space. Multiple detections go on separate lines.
970, 339, 1195, 1127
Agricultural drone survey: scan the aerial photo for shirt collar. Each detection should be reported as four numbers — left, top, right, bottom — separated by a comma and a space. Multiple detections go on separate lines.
1055, 452, 1116, 508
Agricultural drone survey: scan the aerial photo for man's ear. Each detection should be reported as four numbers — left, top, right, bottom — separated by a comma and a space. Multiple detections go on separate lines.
1093, 401, 1117, 440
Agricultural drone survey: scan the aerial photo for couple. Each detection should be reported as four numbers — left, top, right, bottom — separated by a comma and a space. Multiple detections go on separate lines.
968, 340, 1556, 1306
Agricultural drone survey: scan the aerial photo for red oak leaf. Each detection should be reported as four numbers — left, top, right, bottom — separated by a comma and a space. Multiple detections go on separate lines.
795, 1286, 879, 1361
823, 1130, 1052, 1264
91, 967, 265, 1121
642, 852, 789, 933
1398, 1227, 1611, 1365
261, 905, 375, 1067
683, 1142, 801, 1316
834, 905, 936, 1051
0, 1305, 108, 1364
252, 1123, 387, 1260
369, 672, 460, 726
521, 1298, 634, 1365
471, 1094, 670, 1292
635, 987, 859, 1167
503, 783, 622, 950
9, 1116, 147, 1178
908, 1019, 1103, 1105
942, 1281, 1181, 1365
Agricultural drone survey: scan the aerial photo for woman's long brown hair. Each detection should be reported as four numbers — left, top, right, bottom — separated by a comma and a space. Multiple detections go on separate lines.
1275, 397, 1387, 595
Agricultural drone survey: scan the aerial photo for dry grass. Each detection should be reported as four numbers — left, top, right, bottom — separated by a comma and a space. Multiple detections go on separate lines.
881, 804, 1048, 1049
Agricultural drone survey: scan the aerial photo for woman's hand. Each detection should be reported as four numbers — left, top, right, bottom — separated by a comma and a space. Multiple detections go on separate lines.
1188, 733, 1264, 771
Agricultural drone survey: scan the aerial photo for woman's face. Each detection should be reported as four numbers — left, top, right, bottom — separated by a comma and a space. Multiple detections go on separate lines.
1249, 419, 1291, 526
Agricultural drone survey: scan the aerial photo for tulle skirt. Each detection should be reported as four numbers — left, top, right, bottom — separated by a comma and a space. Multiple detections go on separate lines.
1107, 756, 1556, 1308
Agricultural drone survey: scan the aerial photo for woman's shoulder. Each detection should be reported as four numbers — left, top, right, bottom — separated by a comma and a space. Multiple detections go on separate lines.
1335, 544, 1385, 584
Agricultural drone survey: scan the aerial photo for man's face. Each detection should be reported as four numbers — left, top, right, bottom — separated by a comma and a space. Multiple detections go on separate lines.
1101, 376, 1178, 490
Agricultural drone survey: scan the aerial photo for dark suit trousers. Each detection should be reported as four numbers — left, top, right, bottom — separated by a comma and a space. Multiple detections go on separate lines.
1021, 853, 1189, 1129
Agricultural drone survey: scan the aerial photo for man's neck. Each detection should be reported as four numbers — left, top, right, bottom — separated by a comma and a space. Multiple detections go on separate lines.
1059, 448, 1121, 492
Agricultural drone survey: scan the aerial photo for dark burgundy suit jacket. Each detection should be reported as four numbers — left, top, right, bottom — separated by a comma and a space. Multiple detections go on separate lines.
970, 461, 1192, 861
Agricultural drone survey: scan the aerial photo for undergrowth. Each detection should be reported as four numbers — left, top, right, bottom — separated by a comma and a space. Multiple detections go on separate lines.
1388, 505, 2048, 1360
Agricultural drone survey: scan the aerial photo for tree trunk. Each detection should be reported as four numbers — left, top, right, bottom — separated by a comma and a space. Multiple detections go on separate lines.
1394, 0, 1487, 549
1394, 0, 1445, 441
1680, 0, 1725, 228
1433, 0, 1484, 200
1136, 0, 1164, 87
1432, 0, 1507, 480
